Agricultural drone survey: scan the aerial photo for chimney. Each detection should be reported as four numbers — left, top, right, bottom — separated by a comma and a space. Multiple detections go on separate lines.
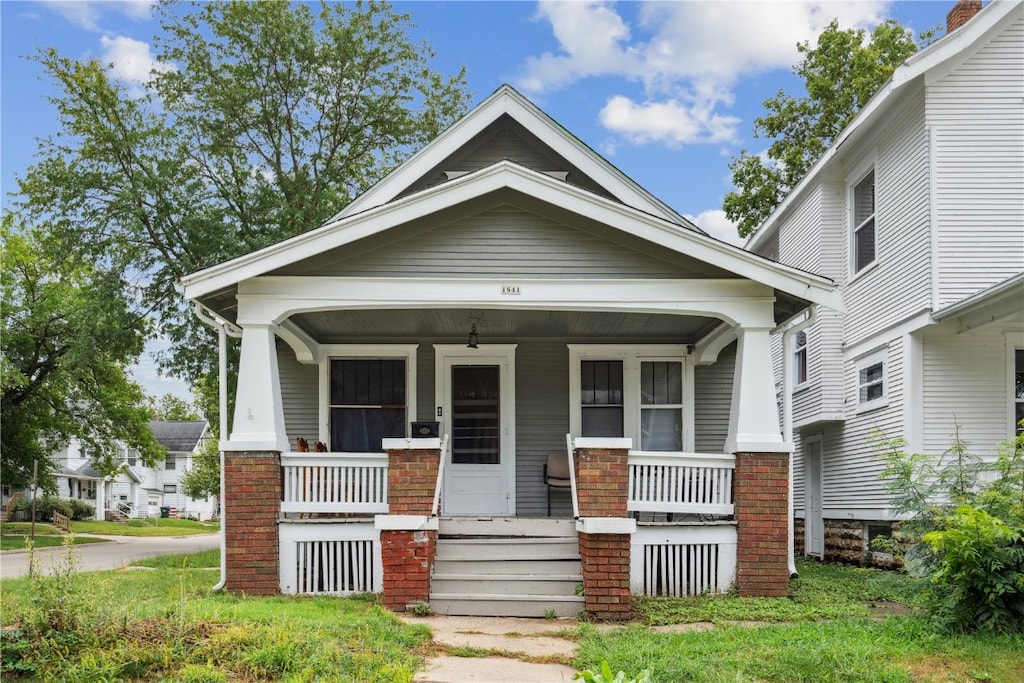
947, 0, 983, 33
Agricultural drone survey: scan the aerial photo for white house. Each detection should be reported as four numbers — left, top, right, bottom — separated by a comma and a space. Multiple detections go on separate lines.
746, 0, 1024, 565
182, 85, 843, 617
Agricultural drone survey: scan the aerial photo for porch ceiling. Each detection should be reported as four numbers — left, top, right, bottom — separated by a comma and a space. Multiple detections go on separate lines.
289, 308, 721, 344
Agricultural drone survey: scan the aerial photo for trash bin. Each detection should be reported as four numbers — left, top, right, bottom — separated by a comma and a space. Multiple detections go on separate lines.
160, 506, 171, 518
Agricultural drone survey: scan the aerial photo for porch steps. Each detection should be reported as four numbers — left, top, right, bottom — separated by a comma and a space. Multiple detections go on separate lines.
430, 518, 585, 618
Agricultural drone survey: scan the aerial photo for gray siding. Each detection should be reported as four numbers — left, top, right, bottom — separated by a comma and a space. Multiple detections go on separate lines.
278, 343, 320, 446
930, 12, 1024, 306
280, 200, 730, 280
693, 342, 735, 453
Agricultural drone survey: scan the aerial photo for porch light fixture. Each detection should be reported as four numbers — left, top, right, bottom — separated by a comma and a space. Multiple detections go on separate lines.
466, 322, 479, 349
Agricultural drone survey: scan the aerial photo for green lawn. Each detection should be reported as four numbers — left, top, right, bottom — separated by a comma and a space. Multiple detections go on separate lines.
1, 555, 1020, 682
0, 534, 109, 551
69, 517, 219, 536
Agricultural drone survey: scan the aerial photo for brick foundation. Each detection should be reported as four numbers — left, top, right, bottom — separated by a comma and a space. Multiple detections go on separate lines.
574, 444, 632, 620
734, 451, 789, 597
380, 444, 440, 612
223, 451, 281, 595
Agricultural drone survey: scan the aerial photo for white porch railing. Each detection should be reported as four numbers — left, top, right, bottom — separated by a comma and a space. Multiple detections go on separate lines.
431, 434, 450, 517
280, 453, 389, 515
627, 452, 735, 516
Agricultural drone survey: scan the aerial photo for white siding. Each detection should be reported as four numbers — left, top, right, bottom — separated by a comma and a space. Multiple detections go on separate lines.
921, 329, 1013, 458
278, 344, 320, 446
694, 343, 735, 454
844, 90, 931, 348
930, 12, 1024, 306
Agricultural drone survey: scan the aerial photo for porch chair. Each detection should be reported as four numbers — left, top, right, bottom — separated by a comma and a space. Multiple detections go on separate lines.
544, 451, 571, 517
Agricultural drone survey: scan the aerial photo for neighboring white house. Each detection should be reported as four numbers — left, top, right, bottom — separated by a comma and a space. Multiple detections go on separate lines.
52, 420, 216, 521
746, 0, 1024, 565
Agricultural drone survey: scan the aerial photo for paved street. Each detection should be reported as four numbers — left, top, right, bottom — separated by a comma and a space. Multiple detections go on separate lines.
0, 533, 220, 579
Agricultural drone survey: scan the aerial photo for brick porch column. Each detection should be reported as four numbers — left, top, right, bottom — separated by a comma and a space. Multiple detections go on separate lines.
734, 451, 789, 597
574, 438, 635, 621
376, 439, 441, 612
223, 450, 281, 595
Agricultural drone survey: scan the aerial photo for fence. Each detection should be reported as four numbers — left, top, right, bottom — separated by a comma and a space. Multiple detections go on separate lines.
627, 452, 735, 515
280, 453, 389, 516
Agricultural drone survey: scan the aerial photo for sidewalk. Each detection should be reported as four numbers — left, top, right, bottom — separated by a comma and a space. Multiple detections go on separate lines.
402, 615, 580, 683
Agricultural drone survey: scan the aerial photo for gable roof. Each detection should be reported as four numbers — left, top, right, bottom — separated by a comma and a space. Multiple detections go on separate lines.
747, 0, 1022, 252
149, 420, 209, 453
182, 160, 842, 314
328, 84, 701, 230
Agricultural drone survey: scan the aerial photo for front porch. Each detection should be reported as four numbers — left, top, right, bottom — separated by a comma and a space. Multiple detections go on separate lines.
225, 438, 784, 619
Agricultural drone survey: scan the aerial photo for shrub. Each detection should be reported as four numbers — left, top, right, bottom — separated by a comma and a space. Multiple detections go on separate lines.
67, 499, 95, 521
34, 494, 73, 523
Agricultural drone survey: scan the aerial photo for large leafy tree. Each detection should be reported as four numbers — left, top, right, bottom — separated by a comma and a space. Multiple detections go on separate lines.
1, 215, 163, 490
16, 0, 470, 388
724, 19, 920, 238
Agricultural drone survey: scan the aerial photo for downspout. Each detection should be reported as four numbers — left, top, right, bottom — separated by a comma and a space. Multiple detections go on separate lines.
193, 304, 242, 592
778, 305, 818, 578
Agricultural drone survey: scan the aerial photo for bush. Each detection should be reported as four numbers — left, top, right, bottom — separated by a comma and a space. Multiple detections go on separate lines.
876, 426, 1024, 632
67, 499, 95, 521
34, 495, 73, 522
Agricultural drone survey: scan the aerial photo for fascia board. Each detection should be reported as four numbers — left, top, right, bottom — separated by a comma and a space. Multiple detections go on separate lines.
747, 0, 1020, 253
185, 161, 841, 311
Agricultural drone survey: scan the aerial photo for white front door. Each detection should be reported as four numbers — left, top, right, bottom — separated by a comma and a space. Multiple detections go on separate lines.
435, 345, 516, 516
804, 437, 824, 557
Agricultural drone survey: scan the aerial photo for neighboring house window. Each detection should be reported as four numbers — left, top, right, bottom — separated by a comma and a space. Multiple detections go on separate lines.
571, 346, 688, 451
330, 358, 407, 452
794, 331, 808, 386
856, 349, 887, 411
124, 449, 137, 467
852, 170, 875, 273
165, 454, 176, 470
163, 484, 177, 494
1015, 349, 1024, 434
81, 481, 96, 499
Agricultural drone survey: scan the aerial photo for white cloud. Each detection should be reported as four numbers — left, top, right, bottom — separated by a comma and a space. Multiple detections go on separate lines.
518, 0, 893, 149
99, 35, 172, 96
43, 1, 153, 32
685, 208, 745, 247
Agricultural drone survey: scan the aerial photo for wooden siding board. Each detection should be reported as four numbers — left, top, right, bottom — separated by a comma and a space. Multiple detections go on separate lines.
930, 13, 1024, 306
694, 342, 735, 454
278, 343, 320, 446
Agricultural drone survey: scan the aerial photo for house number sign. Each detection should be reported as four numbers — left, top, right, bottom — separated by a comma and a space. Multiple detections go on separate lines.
501, 285, 520, 295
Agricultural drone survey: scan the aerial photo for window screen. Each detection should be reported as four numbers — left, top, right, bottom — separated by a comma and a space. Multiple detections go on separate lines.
581, 360, 623, 438
330, 359, 406, 452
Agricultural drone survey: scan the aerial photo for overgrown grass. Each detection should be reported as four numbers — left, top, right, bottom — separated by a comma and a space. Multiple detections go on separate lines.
69, 518, 219, 537
1, 534, 109, 550
1, 561, 430, 682
130, 548, 220, 569
0, 523, 62, 535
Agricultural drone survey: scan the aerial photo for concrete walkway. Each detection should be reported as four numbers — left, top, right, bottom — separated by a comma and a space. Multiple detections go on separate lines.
402, 615, 581, 683
0, 533, 220, 579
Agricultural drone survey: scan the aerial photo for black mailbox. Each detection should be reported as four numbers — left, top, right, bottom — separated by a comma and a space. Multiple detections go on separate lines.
411, 421, 439, 438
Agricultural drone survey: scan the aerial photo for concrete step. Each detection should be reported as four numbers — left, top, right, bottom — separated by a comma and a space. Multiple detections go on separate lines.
431, 574, 582, 596
438, 517, 576, 538
429, 593, 585, 618
435, 537, 579, 561
433, 558, 582, 575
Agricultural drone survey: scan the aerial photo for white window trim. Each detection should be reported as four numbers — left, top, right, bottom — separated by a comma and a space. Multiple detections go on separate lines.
568, 344, 693, 451
1010, 338, 1024, 437
854, 347, 888, 414
847, 160, 878, 279
793, 329, 809, 389
317, 344, 419, 448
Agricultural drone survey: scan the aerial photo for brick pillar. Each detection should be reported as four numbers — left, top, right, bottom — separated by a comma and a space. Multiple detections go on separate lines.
379, 444, 440, 611
574, 443, 632, 621
734, 451, 789, 597
223, 450, 281, 595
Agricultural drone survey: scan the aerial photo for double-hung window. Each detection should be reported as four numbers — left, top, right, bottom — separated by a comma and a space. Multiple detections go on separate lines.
329, 358, 407, 452
1014, 349, 1023, 434
855, 348, 887, 412
793, 331, 808, 386
852, 170, 876, 273
571, 346, 689, 451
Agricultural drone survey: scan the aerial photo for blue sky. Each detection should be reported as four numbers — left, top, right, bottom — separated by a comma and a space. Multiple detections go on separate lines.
1, 0, 953, 401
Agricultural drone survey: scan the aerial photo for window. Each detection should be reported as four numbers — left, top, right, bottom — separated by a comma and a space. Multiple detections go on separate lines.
794, 330, 808, 386
856, 349, 887, 410
1015, 349, 1024, 434
852, 170, 875, 272
580, 360, 623, 437
81, 481, 96, 499
163, 484, 177, 494
165, 454, 176, 470
330, 359, 407, 452
571, 346, 689, 451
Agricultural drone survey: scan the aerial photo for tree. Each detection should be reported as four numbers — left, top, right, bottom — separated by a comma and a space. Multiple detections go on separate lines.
724, 19, 920, 238
179, 436, 221, 502
1, 215, 164, 490
16, 0, 470, 391
149, 392, 200, 421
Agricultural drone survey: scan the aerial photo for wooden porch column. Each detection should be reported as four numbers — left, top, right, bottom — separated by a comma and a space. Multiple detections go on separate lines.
229, 323, 288, 453
574, 438, 635, 621
727, 323, 792, 597
376, 439, 441, 612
